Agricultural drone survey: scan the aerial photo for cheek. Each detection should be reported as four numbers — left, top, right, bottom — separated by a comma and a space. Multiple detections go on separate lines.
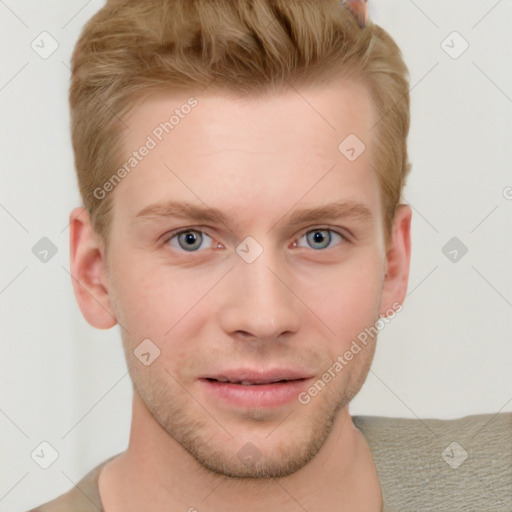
304, 253, 384, 345
108, 253, 220, 340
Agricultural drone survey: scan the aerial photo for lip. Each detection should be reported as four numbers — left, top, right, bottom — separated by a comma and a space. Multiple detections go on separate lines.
198, 368, 315, 408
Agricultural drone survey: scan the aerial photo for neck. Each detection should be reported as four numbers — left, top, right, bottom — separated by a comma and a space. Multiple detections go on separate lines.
99, 392, 382, 511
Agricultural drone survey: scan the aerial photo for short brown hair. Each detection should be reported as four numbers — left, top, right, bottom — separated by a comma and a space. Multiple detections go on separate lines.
69, 0, 411, 248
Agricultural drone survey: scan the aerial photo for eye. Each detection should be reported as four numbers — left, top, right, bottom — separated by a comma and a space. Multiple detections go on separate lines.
294, 228, 346, 250
165, 229, 215, 252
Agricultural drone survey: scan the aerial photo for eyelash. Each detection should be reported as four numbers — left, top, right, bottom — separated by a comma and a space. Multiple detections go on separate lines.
161, 226, 350, 253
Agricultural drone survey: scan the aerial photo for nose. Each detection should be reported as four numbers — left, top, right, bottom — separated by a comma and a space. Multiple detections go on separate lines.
217, 250, 302, 342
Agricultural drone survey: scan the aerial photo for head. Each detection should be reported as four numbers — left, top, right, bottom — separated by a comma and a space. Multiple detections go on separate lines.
69, 0, 412, 478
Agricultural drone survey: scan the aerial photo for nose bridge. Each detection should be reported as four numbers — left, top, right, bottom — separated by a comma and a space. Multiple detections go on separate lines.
219, 242, 301, 339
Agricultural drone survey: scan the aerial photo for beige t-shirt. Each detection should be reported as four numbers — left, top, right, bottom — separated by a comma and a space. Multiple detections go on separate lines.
27, 412, 512, 511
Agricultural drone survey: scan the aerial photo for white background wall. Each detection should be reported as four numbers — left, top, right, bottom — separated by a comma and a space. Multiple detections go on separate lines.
1, 1, 511, 510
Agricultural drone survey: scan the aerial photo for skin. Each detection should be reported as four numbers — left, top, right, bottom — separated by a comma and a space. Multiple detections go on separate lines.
343, 0, 368, 27
69, 80, 411, 511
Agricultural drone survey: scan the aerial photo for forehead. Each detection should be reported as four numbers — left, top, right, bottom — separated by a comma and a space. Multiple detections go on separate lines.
113, 81, 379, 227
124, 80, 375, 156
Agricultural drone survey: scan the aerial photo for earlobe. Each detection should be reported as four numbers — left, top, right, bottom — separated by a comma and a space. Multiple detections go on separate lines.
379, 204, 412, 317
69, 206, 118, 329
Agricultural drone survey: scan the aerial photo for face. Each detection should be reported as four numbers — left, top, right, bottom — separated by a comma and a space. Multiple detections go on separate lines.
81, 82, 408, 478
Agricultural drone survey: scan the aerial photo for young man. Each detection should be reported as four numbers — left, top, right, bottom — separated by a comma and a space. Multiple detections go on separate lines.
28, 0, 511, 510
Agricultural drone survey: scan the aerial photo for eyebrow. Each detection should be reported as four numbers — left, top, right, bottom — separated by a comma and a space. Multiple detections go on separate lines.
134, 199, 373, 230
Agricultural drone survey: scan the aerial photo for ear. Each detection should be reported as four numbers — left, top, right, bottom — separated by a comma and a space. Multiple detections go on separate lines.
69, 206, 118, 329
379, 204, 412, 317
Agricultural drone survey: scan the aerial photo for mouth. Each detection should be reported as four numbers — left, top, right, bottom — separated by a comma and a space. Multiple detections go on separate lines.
200, 368, 314, 385
202, 377, 309, 386
198, 369, 314, 408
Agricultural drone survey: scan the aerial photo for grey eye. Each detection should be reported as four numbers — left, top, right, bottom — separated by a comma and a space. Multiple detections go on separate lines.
168, 230, 213, 252
297, 229, 343, 250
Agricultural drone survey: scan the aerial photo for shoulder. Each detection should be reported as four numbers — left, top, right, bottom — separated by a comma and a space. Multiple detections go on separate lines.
25, 454, 121, 512
352, 412, 512, 511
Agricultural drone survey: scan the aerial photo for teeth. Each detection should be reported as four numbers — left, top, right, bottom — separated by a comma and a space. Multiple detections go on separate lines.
211, 378, 291, 385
